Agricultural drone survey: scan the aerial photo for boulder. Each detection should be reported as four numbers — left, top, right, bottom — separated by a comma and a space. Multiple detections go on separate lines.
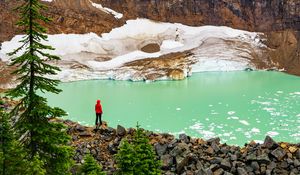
213, 168, 224, 175
250, 161, 260, 171
161, 154, 173, 169
75, 124, 86, 132
116, 125, 126, 136
176, 155, 190, 173
179, 133, 190, 143
237, 167, 248, 175
220, 159, 232, 170
271, 147, 287, 160
154, 143, 168, 156
207, 137, 221, 145
256, 154, 271, 164
263, 136, 278, 149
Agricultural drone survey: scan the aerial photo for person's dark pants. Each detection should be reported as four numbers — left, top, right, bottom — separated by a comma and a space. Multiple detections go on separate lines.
95, 113, 102, 126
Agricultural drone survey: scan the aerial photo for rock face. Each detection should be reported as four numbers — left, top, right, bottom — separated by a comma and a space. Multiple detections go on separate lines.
97, 0, 300, 76
99, 0, 300, 32
0, 0, 122, 43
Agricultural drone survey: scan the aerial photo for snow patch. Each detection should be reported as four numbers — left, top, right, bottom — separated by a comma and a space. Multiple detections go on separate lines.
90, 1, 123, 19
0, 19, 265, 81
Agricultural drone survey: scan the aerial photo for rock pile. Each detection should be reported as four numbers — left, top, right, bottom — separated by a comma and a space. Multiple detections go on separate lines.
62, 120, 300, 175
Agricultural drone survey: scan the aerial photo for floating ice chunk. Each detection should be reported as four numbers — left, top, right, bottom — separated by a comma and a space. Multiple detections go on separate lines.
227, 111, 235, 115
267, 131, 279, 136
239, 120, 250, 125
297, 114, 300, 117
189, 123, 203, 130
254, 140, 264, 144
251, 128, 260, 133
230, 137, 237, 140
231, 116, 239, 120
263, 107, 276, 112
223, 133, 231, 136
276, 91, 283, 93
176, 108, 181, 111
197, 130, 216, 139
293, 92, 300, 95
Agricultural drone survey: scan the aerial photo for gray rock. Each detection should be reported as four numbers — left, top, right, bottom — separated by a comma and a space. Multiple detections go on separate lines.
224, 172, 234, 175
211, 142, 220, 153
214, 168, 224, 175
267, 161, 276, 170
116, 125, 126, 136
205, 147, 214, 154
168, 139, 178, 148
287, 158, 293, 164
161, 154, 173, 169
257, 154, 271, 163
245, 165, 253, 173
246, 154, 257, 161
90, 148, 97, 155
196, 168, 213, 175
72, 135, 78, 141
155, 143, 168, 156
230, 154, 237, 161
266, 170, 272, 175
251, 161, 260, 171
280, 161, 288, 169
296, 149, 300, 159
237, 167, 248, 175
108, 142, 117, 154
294, 159, 300, 167
210, 157, 222, 164
75, 124, 86, 132
176, 155, 190, 173
79, 131, 92, 137
220, 159, 232, 170
170, 142, 189, 157
263, 136, 278, 149
179, 133, 190, 143
207, 137, 220, 145
271, 147, 286, 160
209, 164, 219, 171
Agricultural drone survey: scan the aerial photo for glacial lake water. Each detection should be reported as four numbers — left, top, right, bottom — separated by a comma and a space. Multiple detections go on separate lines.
44, 71, 300, 145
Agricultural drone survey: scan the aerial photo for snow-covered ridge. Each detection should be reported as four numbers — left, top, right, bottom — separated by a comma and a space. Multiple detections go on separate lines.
0, 19, 266, 82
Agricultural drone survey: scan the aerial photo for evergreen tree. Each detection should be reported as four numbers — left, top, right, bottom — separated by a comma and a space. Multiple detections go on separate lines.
79, 154, 105, 175
0, 108, 34, 175
115, 124, 161, 175
115, 139, 136, 174
7, 0, 74, 174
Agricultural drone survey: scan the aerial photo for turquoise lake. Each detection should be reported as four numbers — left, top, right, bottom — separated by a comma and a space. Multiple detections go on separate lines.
44, 71, 300, 145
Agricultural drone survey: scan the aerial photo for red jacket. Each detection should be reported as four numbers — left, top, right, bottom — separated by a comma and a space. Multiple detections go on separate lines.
95, 100, 103, 114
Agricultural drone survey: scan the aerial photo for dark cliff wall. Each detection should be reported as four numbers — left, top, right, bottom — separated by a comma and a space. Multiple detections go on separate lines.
98, 0, 300, 32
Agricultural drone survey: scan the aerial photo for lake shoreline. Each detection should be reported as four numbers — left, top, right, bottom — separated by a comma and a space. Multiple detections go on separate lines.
60, 119, 300, 175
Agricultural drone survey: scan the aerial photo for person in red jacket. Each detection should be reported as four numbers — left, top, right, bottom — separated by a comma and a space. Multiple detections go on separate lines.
95, 99, 103, 127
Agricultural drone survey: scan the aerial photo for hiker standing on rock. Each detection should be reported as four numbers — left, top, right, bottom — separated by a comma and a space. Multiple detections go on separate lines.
95, 99, 103, 127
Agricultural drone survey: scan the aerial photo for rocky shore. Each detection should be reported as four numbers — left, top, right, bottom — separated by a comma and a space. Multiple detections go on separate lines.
61, 120, 300, 175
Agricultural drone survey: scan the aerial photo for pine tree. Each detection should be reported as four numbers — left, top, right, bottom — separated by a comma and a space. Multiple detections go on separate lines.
7, 0, 73, 174
80, 154, 105, 175
115, 124, 161, 175
0, 108, 35, 175
115, 139, 136, 174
